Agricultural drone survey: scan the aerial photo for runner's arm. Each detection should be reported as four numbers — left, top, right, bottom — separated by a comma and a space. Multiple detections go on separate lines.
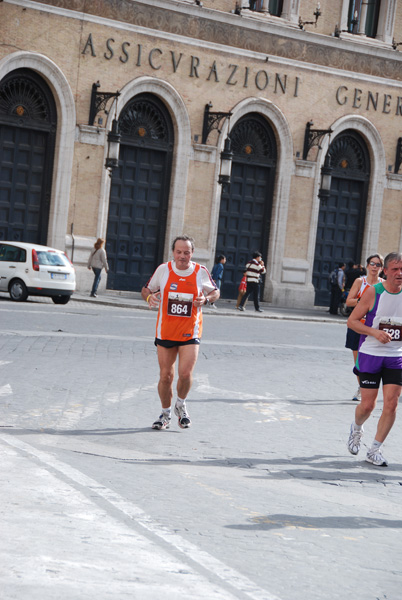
200, 267, 220, 304
141, 265, 164, 308
345, 277, 362, 307
347, 287, 391, 343
202, 288, 220, 304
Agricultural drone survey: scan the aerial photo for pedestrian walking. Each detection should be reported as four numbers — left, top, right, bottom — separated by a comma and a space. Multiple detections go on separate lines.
210, 254, 226, 309
237, 252, 266, 313
345, 253, 384, 402
329, 262, 345, 315
141, 235, 219, 431
87, 238, 109, 298
347, 252, 402, 467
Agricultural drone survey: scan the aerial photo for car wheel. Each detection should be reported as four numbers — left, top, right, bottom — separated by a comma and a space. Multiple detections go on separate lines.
52, 295, 71, 305
9, 279, 28, 302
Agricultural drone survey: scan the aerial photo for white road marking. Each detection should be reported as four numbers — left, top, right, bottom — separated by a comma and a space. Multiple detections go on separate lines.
193, 375, 309, 423
0, 383, 12, 398
1, 434, 282, 600
55, 404, 100, 429
194, 371, 281, 400
104, 384, 158, 404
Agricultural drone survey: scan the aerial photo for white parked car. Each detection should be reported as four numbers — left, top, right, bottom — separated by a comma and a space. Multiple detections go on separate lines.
0, 241, 76, 304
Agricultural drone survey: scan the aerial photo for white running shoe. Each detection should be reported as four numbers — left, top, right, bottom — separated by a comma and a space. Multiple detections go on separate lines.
174, 402, 191, 428
348, 423, 363, 455
352, 388, 361, 402
366, 447, 388, 467
152, 413, 171, 430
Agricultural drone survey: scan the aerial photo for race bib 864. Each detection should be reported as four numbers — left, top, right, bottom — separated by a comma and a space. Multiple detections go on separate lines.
167, 292, 193, 317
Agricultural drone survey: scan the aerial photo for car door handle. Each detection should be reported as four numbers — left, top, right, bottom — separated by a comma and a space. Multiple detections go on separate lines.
8, 265, 16, 268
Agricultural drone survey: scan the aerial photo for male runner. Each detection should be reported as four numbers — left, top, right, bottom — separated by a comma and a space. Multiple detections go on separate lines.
141, 236, 219, 430
347, 252, 402, 466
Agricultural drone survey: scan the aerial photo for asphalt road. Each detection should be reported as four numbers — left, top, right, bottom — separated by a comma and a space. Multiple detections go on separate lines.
1, 297, 401, 600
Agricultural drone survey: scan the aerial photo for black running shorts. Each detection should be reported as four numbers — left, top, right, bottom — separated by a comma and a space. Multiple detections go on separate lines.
154, 338, 201, 348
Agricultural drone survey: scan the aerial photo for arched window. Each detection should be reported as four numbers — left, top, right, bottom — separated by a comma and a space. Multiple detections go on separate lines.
118, 95, 173, 148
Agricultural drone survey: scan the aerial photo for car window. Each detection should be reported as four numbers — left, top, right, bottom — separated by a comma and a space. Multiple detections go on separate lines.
0, 244, 26, 263
36, 251, 69, 267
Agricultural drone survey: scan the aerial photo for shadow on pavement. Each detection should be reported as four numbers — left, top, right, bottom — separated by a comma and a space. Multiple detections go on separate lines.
225, 513, 402, 530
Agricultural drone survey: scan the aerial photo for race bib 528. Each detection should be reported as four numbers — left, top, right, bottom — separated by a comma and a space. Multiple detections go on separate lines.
379, 322, 402, 340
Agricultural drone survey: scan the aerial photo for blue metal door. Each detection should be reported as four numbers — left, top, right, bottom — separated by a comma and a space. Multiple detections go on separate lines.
0, 69, 56, 244
313, 130, 370, 306
313, 178, 366, 306
106, 94, 173, 291
215, 114, 277, 299
0, 126, 48, 242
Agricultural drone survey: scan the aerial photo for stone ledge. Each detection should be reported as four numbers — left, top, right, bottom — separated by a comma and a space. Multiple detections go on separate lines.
76, 125, 106, 146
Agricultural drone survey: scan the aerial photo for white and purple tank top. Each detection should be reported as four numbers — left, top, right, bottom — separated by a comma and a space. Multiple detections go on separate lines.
359, 282, 402, 357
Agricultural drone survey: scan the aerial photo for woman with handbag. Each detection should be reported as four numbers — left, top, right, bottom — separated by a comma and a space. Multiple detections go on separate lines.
87, 238, 109, 298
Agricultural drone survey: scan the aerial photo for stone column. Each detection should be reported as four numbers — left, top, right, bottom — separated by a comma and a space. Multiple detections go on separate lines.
357, 1, 368, 35
376, 0, 397, 44
280, 0, 300, 24
261, 0, 269, 13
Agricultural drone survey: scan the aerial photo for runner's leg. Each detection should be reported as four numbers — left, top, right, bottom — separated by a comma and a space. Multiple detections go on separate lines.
354, 387, 378, 426
177, 344, 199, 400
157, 346, 178, 409
374, 384, 401, 443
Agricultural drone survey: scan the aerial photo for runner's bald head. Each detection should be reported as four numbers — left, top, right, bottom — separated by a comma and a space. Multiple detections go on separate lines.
172, 236, 195, 252
384, 252, 402, 269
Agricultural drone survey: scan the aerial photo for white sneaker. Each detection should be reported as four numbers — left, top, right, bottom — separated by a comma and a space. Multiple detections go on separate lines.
174, 402, 191, 428
366, 447, 388, 467
352, 388, 361, 402
348, 423, 363, 455
152, 413, 171, 430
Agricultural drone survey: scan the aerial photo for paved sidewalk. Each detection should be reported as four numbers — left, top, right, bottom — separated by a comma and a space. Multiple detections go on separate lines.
71, 290, 347, 324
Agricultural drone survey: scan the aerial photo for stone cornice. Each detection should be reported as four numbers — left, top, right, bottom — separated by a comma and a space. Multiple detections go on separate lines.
21, 0, 402, 81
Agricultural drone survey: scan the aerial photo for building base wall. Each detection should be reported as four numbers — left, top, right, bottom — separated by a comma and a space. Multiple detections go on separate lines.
264, 280, 316, 309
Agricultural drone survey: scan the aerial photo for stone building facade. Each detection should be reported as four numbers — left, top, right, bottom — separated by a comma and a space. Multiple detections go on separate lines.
1, 0, 402, 307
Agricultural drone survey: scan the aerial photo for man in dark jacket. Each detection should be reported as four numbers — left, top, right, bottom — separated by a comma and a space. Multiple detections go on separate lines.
329, 262, 346, 315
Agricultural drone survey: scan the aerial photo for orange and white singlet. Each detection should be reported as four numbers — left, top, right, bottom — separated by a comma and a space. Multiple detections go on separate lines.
146, 261, 216, 342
